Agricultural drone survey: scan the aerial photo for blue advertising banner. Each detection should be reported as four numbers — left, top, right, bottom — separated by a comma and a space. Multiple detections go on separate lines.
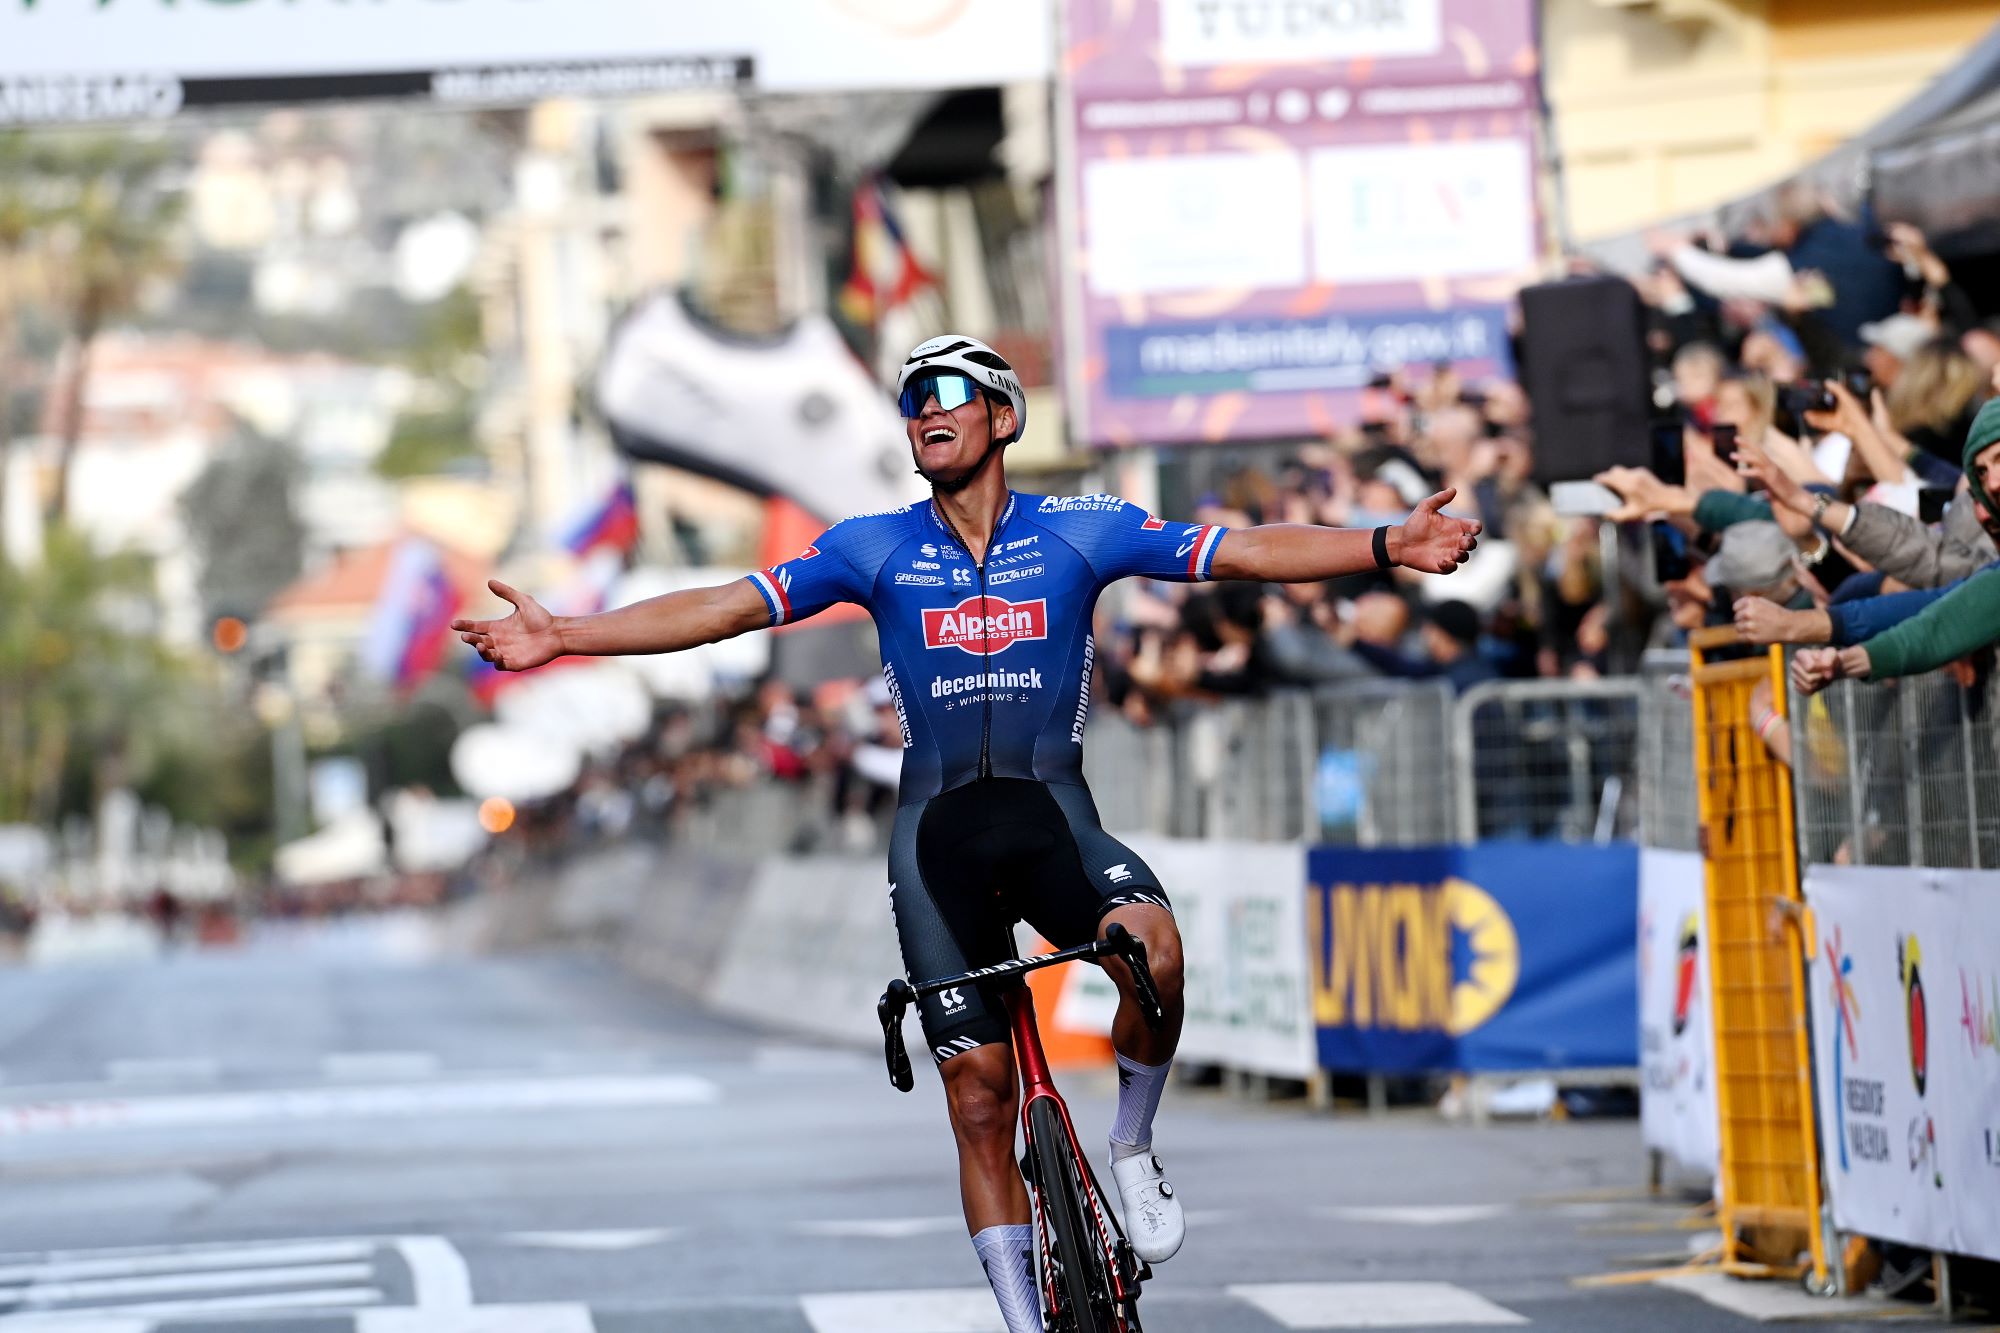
1307, 842, 1639, 1073
1102, 306, 1513, 401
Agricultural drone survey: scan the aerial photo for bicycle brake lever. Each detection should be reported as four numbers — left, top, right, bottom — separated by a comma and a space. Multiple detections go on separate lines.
1101, 923, 1167, 1032
878, 978, 916, 1093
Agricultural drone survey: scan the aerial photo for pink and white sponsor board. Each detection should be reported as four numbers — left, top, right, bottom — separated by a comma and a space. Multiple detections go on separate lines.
1059, 0, 1543, 446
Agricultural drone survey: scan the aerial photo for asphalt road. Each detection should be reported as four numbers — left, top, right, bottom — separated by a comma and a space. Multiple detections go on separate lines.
0, 915, 1937, 1332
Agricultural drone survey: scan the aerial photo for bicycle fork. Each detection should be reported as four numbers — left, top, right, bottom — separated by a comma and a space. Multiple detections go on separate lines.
1003, 983, 1148, 1316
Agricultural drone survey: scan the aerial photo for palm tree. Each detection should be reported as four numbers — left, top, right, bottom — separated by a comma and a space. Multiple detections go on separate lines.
36, 136, 185, 530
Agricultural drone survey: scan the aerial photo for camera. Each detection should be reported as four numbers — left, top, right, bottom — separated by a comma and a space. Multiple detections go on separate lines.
1778, 382, 1836, 417
1844, 368, 1873, 400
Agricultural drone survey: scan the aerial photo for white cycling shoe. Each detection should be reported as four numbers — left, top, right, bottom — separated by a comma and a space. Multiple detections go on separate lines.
1110, 1148, 1185, 1263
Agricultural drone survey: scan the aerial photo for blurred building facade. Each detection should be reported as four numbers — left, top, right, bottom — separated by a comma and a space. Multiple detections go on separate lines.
1546, 0, 1996, 239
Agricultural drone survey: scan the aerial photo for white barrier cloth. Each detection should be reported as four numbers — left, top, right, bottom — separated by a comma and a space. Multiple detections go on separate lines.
1059, 838, 1316, 1079
1804, 865, 2000, 1262
1638, 848, 1718, 1178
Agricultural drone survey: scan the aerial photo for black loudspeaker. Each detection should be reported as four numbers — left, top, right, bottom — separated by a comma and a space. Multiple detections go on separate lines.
1518, 276, 1653, 485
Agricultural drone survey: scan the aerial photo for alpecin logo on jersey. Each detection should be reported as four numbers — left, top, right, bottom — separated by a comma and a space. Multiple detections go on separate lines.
922, 596, 1048, 657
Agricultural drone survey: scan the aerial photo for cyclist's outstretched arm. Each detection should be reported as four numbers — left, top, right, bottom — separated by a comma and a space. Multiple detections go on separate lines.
453, 578, 769, 672
1211, 488, 1481, 581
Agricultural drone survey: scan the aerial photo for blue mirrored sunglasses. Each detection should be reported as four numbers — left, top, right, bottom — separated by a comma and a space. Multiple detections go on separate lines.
898, 370, 984, 419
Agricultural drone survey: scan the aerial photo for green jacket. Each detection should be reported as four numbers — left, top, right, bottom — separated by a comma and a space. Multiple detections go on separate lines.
1861, 567, 2000, 678
1692, 491, 1772, 531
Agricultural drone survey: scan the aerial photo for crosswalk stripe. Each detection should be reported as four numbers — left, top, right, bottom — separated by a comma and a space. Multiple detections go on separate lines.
1229, 1282, 1530, 1329
322, 1053, 441, 1081
0, 1261, 371, 1304
791, 1217, 963, 1239
356, 1304, 596, 1333
800, 1288, 1004, 1333
1312, 1204, 1511, 1227
0, 1240, 374, 1284
0, 1286, 383, 1323
502, 1230, 679, 1251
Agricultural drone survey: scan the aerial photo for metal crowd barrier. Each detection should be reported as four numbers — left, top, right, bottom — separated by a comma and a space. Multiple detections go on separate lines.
1790, 669, 2000, 870
1088, 676, 1666, 847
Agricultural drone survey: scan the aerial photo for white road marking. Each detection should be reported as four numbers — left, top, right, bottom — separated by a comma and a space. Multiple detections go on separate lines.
791, 1217, 963, 1240
0, 1286, 382, 1323
1228, 1282, 1530, 1328
800, 1288, 1004, 1333
322, 1053, 441, 1081
0, 1321, 152, 1332
752, 1045, 867, 1073
0, 1261, 372, 1304
0, 1240, 374, 1284
1655, 1271, 1907, 1322
1312, 1204, 1511, 1227
535, 1052, 654, 1074
357, 1306, 596, 1333
503, 1230, 679, 1251
394, 1236, 472, 1309
105, 1060, 218, 1086
0, 1075, 718, 1137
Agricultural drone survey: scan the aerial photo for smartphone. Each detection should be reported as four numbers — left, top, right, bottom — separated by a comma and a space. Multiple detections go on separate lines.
1844, 367, 1873, 400
1711, 423, 1739, 467
1551, 480, 1623, 517
1918, 487, 1952, 525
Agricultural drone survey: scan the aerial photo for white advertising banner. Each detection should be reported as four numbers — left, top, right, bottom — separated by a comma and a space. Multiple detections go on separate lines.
1308, 138, 1536, 283
1083, 152, 1308, 296
1637, 849, 1719, 1179
0, 0, 1050, 124
1804, 865, 2000, 1262
1058, 837, 1317, 1079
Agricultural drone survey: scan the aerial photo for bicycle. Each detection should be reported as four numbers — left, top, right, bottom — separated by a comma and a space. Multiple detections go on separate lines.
877, 922, 1166, 1333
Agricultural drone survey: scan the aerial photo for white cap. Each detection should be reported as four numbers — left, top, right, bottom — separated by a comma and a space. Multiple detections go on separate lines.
1858, 313, 1935, 363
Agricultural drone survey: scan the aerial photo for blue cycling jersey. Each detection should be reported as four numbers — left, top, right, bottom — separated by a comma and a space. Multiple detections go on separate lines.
744, 492, 1227, 804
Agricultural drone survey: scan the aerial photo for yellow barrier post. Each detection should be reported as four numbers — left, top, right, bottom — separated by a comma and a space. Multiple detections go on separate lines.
1686, 628, 1831, 1290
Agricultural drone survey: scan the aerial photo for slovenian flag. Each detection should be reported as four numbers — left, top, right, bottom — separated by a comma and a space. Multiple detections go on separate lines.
563, 481, 639, 557
362, 538, 463, 691
839, 176, 934, 328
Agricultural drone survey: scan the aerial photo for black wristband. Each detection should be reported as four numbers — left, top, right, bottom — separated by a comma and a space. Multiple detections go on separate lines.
1372, 525, 1393, 570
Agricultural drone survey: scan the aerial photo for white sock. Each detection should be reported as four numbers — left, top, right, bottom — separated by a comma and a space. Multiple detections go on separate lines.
972, 1223, 1041, 1333
1110, 1051, 1170, 1160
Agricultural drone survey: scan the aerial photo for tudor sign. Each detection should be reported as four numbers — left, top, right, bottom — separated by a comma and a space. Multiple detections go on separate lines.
922, 596, 1049, 656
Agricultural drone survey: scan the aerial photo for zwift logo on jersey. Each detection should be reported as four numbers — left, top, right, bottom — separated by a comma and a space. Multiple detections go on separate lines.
922, 596, 1048, 656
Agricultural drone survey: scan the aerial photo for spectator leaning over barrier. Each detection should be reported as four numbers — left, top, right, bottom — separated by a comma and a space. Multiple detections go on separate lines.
1795, 399, 2000, 694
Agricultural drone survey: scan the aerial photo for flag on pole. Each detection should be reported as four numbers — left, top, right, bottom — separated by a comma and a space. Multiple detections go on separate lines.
562, 480, 640, 558
839, 176, 935, 328
362, 538, 463, 691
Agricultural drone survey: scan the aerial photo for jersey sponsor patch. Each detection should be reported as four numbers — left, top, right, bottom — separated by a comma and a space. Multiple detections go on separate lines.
1141, 514, 1166, 530
798, 544, 820, 560
930, 666, 1044, 698
987, 563, 1044, 586
1037, 494, 1124, 513
922, 596, 1048, 657
895, 572, 946, 586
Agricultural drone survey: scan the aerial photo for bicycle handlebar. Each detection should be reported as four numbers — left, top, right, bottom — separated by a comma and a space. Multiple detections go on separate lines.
875, 925, 1166, 1094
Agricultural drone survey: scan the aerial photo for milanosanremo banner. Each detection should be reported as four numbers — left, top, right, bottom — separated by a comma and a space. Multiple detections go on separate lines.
1060, 0, 1542, 446
0, 0, 1050, 125
1805, 865, 2000, 1262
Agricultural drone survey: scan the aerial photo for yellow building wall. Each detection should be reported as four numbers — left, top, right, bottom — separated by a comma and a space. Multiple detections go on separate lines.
1545, 0, 1996, 241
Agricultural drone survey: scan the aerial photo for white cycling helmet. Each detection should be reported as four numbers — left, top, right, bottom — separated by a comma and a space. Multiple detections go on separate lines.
897, 334, 1028, 444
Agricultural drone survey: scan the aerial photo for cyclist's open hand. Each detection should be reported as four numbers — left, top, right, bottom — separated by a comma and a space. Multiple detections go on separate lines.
1400, 489, 1482, 574
453, 580, 564, 672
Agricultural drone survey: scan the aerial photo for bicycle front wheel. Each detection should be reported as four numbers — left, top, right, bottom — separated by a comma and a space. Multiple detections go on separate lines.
1028, 1097, 1131, 1333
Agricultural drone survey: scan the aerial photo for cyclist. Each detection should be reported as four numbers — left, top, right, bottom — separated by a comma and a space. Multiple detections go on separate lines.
455, 334, 1480, 1333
